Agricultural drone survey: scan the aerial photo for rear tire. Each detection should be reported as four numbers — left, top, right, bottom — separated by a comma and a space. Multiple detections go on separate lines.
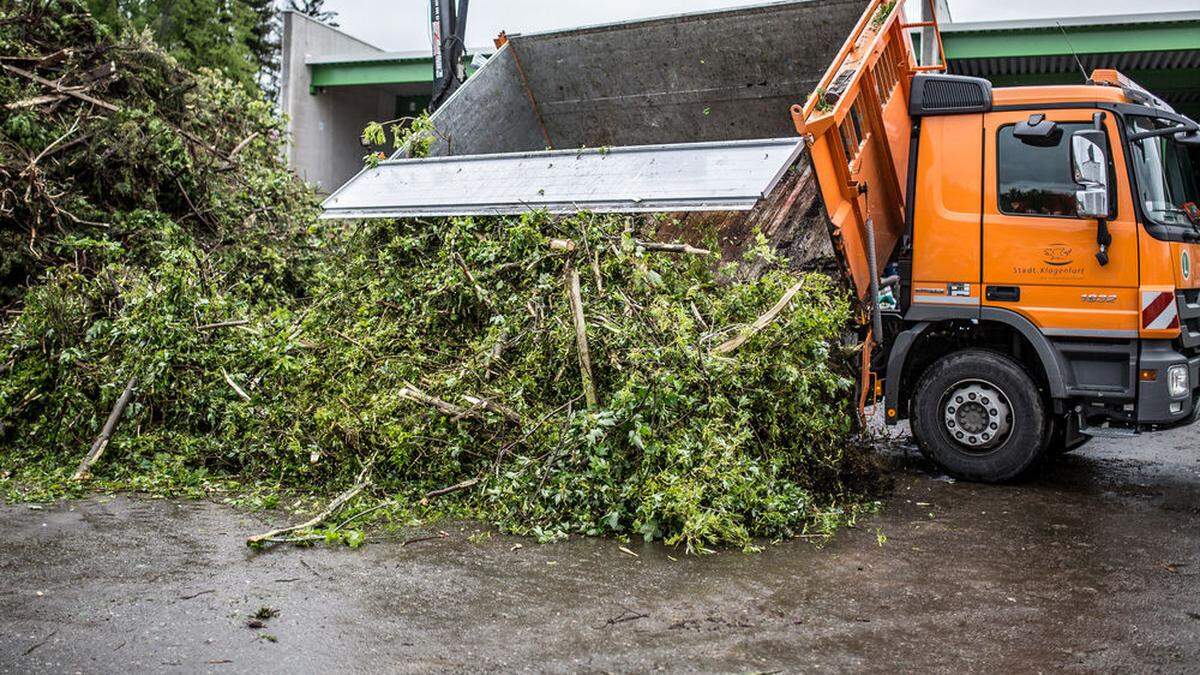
910, 349, 1047, 482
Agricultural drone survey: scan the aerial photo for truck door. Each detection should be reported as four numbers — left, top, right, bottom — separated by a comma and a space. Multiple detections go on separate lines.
981, 111, 1141, 337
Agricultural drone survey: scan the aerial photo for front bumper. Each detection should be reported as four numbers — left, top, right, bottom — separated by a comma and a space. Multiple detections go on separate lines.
1137, 341, 1200, 426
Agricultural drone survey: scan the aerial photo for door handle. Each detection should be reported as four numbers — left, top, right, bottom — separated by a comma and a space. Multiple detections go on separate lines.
986, 286, 1021, 302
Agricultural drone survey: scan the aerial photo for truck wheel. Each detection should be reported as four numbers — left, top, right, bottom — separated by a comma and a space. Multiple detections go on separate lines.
910, 349, 1047, 482
1047, 415, 1091, 455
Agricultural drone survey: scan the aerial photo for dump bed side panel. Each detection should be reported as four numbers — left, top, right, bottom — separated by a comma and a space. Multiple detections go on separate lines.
324, 139, 805, 218
414, 0, 868, 158
508, 0, 868, 150
422, 43, 548, 157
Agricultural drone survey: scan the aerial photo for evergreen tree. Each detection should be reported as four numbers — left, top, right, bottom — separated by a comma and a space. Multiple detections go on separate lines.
247, 0, 281, 100
82, 0, 275, 95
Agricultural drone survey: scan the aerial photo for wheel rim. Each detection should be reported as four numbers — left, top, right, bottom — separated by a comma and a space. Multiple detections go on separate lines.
941, 379, 1013, 453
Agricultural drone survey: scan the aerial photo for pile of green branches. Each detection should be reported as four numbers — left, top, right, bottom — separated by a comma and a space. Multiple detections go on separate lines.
0, 0, 883, 551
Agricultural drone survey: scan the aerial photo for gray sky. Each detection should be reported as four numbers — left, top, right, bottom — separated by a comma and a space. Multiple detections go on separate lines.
321, 0, 1197, 52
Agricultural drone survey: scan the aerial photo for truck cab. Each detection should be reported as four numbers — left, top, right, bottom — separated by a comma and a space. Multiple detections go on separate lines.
792, 1, 1200, 482
878, 71, 1200, 480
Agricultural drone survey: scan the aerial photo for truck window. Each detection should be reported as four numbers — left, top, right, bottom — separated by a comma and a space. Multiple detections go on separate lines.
997, 122, 1093, 218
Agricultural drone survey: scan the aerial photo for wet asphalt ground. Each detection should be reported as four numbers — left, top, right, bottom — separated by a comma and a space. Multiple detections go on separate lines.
2, 423, 1199, 674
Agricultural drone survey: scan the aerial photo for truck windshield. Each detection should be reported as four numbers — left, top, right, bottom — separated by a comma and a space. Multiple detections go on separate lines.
1126, 116, 1200, 228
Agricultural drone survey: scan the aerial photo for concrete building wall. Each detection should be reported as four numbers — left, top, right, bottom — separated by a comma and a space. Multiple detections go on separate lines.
279, 12, 395, 193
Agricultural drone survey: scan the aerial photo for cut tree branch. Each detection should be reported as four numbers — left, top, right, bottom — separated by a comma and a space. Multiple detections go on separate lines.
421, 476, 481, 504
73, 376, 138, 480
460, 395, 522, 425
196, 319, 249, 331
398, 383, 471, 418
221, 368, 251, 402
712, 280, 805, 355
229, 131, 259, 158
247, 464, 373, 545
0, 63, 119, 112
635, 240, 712, 256
566, 265, 598, 408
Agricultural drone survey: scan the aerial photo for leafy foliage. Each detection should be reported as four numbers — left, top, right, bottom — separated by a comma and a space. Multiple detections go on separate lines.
79, 0, 274, 93
0, 1, 884, 552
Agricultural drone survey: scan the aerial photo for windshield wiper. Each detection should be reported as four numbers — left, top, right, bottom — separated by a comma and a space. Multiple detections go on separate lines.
1129, 124, 1200, 143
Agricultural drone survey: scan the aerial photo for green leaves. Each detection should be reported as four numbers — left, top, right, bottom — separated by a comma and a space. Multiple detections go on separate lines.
0, 2, 882, 552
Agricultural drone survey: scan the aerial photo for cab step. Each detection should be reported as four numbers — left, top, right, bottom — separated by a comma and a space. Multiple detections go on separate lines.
1078, 425, 1139, 439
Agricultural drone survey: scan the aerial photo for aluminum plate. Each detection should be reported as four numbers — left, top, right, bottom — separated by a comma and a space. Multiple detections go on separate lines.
320, 138, 805, 219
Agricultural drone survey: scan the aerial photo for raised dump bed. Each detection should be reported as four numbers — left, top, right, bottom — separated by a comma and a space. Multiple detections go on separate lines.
323, 0, 870, 268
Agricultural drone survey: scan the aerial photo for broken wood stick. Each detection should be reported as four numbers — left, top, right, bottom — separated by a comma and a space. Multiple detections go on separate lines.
73, 376, 138, 481
196, 319, 249, 331
247, 472, 371, 545
5, 94, 65, 110
548, 238, 576, 252
460, 395, 522, 424
229, 131, 260, 158
0, 63, 119, 112
566, 265, 598, 409
221, 368, 251, 402
453, 252, 494, 307
713, 280, 805, 355
422, 476, 481, 504
398, 383, 472, 418
635, 240, 712, 256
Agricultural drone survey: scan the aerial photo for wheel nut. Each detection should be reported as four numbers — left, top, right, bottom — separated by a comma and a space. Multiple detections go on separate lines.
948, 406, 956, 414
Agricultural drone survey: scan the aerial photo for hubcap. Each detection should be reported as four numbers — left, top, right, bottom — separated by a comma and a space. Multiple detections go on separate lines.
942, 381, 1012, 450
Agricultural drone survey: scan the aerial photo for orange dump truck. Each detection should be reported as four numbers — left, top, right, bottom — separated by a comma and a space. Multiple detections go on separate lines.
323, 0, 1200, 481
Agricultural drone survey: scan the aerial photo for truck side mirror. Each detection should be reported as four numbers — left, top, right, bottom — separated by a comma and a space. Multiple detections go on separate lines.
1071, 128, 1112, 265
1071, 130, 1109, 219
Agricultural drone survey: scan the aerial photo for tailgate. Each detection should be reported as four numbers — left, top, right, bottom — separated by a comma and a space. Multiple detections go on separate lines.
321, 139, 805, 219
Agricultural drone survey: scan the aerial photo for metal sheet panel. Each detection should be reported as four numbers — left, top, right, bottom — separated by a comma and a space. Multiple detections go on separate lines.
321, 138, 805, 219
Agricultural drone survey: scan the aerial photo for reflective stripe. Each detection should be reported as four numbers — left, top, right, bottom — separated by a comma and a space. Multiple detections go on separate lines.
1142, 291, 1179, 331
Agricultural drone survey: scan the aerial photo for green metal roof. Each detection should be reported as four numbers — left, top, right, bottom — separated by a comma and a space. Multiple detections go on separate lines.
941, 12, 1200, 116
307, 51, 484, 92
942, 13, 1200, 59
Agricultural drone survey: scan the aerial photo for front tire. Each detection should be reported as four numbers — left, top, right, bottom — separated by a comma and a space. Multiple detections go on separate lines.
910, 349, 1047, 482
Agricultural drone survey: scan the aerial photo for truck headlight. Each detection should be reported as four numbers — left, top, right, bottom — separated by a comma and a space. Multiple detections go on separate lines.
1168, 364, 1190, 398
